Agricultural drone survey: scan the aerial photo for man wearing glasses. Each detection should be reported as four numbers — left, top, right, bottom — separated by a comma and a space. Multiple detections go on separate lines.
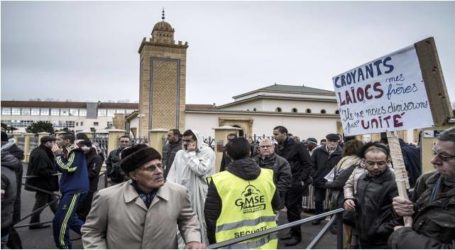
343, 142, 400, 249
253, 138, 292, 207
82, 144, 206, 249
389, 126, 455, 248
105, 135, 130, 185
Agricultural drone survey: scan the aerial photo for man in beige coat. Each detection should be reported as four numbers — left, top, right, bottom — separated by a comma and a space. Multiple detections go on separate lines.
81, 144, 206, 249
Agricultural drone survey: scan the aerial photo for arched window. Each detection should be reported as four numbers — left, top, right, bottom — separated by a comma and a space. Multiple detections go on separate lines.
253, 108, 257, 112
306, 108, 312, 113
335, 110, 340, 115
292, 108, 298, 113
321, 109, 326, 114
276, 107, 282, 112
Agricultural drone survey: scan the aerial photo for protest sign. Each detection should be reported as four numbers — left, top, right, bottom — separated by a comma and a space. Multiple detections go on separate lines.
333, 44, 434, 136
333, 37, 452, 136
333, 37, 453, 227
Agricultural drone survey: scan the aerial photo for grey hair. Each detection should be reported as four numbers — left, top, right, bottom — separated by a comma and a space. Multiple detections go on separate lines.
437, 126, 455, 143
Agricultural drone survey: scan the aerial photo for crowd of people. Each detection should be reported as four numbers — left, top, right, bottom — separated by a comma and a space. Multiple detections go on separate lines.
1, 125, 454, 249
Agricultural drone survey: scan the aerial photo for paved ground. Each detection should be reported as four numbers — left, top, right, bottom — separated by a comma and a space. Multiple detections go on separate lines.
15, 165, 337, 249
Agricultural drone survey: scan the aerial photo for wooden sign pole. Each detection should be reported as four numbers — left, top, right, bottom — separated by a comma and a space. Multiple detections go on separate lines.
387, 131, 413, 226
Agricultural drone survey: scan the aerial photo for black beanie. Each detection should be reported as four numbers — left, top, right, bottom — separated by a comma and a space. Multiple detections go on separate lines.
120, 144, 161, 174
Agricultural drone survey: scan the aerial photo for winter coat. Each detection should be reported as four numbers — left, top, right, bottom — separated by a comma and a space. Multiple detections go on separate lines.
204, 158, 281, 244
219, 148, 232, 172
253, 153, 292, 201
275, 137, 313, 187
1, 153, 18, 230
311, 145, 342, 188
162, 139, 182, 179
399, 139, 421, 188
2, 140, 24, 161
355, 168, 400, 248
25, 144, 59, 192
324, 155, 362, 208
1, 142, 23, 224
167, 129, 215, 245
81, 181, 202, 249
344, 165, 367, 200
86, 149, 103, 192
105, 147, 127, 183
388, 172, 455, 248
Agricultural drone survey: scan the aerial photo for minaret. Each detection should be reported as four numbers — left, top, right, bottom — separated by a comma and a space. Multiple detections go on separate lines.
138, 10, 188, 137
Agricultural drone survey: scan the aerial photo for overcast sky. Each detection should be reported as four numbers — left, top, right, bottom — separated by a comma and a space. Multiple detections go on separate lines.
2, 1, 454, 106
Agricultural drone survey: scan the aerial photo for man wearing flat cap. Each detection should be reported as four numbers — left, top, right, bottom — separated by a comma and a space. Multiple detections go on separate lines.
311, 133, 342, 225
81, 144, 206, 249
25, 136, 59, 230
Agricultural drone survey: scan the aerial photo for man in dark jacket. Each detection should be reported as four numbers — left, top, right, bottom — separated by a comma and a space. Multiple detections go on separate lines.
273, 126, 313, 246
1, 150, 19, 248
105, 135, 129, 184
1, 132, 24, 161
204, 137, 281, 247
25, 135, 59, 229
399, 139, 421, 189
1, 132, 23, 248
389, 126, 455, 248
162, 129, 182, 179
253, 138, 291, 206
311, 133, 342, 225
344, 142, 400, 248
77, 140, 103, 220
219, 133, 237, 171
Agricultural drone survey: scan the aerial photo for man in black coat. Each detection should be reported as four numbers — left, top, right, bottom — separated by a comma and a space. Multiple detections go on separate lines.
25, 135, 59, 229
219, 133, 237, 172
389, 126, 455, 248
76, 140, 103, 220
105, 135, 130, 184
311, 133, 343, 224
252, 138, 291, 207
1, 132, 24, 248
162, 129, 182, 179
273, 126, 313, 246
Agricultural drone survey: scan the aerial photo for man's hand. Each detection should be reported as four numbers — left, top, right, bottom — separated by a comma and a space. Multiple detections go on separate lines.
52, 144, 62, 154
185, 241, 207, 249
392, 196, 414, 217
186, 142, 197, 152
344, 199, 356, 210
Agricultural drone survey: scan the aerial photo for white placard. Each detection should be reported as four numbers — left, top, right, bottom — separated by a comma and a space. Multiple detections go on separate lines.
333, 45, 434, 136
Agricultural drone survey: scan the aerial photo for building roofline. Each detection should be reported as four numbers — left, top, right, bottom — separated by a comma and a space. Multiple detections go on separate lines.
185, 109, 340, 119
215, 95, 337, 109
232, 84, 335, 99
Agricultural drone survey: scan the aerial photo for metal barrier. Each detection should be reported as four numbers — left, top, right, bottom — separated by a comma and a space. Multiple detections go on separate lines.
208, 208, 344, 249
14, 182, 61, 229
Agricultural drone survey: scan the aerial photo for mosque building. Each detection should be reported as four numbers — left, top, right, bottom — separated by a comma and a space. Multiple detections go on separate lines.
132, 13, 345, 142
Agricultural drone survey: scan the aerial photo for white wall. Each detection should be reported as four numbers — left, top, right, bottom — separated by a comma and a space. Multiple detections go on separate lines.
185, 114, 220, 138
219, 99, 338, 114
185, 112, 339, 142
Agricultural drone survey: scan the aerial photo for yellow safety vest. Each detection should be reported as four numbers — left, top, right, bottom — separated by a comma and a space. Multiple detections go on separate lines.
211, 168, 278, 249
